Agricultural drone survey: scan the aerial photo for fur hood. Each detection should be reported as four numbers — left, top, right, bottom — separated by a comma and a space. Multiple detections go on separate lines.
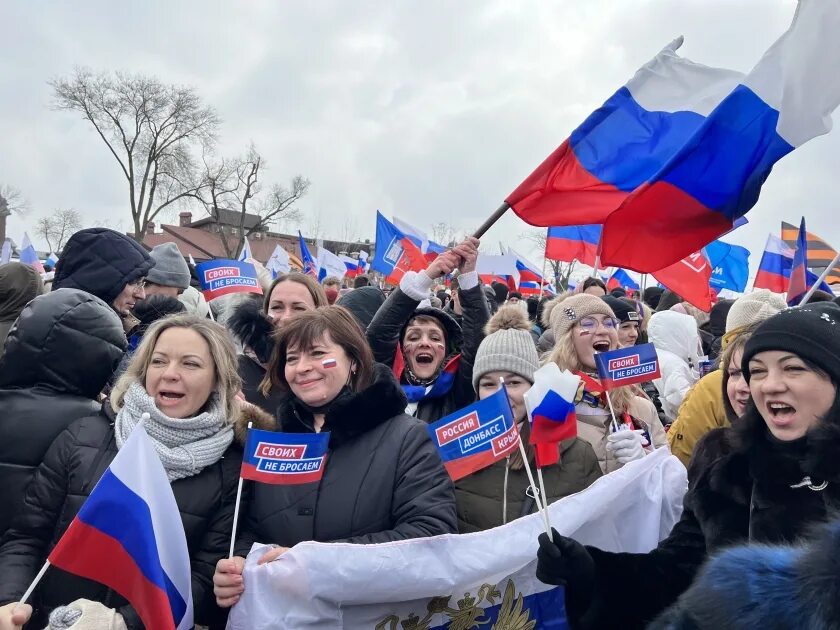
227, 297, 275, 364
651, 514, 840, 629
239, 363, 408, 449
232, 399, 278, 445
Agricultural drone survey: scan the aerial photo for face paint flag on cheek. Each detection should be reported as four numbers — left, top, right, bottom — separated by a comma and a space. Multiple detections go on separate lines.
322, 358, 337, 368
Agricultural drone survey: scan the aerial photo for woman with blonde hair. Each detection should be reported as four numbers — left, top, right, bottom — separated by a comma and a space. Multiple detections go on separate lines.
543, 293, 667, 473
0, 314, 269, 629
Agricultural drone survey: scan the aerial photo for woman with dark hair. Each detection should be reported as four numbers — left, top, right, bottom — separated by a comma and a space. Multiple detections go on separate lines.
580, 277, 607, 296
227, 272, 328, 415
535, 303, 840, 629
212, 306, 457, 609
366, 238, 489, 423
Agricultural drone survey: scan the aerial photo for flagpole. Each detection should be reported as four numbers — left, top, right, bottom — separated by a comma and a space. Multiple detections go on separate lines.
19, 560, 51, 605
799, 250, 840, 306
590, 255, 601, 279
539, 237, 549, 298
605, 391, 621, 433
229, 421, 253, 558
472, 202, 511, 239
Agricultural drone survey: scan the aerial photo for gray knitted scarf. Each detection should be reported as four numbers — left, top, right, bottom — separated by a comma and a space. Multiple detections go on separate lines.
115, 382, 234, 482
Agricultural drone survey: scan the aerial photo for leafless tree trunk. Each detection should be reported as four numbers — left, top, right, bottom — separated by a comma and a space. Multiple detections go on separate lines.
0, 185, 28, 245
36, 208, 82, 253
195, 144, 309, 258
50, 69, 219, 240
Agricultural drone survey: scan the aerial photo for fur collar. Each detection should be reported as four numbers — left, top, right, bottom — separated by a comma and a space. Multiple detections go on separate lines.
232, 400, 278, 446
277, 363, 408, 448
227, 298, 274, 364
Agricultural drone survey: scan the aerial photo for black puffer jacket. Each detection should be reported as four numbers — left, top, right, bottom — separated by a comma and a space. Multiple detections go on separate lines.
366, 283, 489, 423
234, 364, 457, 553
0, 402, 264, 629
568, 416, 840, 629
0, 289, 126, 533
53, 228, 154, 306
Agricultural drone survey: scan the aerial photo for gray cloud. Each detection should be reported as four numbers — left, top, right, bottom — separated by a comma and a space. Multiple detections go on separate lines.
2, 0, 837, 281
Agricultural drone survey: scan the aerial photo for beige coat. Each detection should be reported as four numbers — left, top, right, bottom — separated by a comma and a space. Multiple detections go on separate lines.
576, 395, 668, 474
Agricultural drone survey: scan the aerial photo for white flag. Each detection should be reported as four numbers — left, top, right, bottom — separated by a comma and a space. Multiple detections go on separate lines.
316, 246, 346, 282
238, 237, 253, 262
266, 245, 291, 276
228, 448, 686, 629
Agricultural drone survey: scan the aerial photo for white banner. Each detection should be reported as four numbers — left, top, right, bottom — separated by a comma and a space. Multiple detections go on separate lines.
227, 447, 686, 629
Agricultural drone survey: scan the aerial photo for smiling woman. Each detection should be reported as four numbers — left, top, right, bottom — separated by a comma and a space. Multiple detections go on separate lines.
214, 306, 457, 609
543, 292, 667, 473
533, 304, 840, 629
0, 314, 273, 628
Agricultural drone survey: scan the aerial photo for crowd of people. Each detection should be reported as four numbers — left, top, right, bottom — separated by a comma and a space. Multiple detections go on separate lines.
0, 226, 839, 628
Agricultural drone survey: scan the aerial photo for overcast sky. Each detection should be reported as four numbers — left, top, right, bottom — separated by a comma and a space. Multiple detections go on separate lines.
2, 0, 837, 281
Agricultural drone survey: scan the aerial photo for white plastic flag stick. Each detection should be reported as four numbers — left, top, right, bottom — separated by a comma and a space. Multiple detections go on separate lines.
19, 560, 50, 604
229, 421, 253, 558
536, 466, 552, 534
503, 378, 551, 536
605, 390, 621, 433
799, 250, 840, 306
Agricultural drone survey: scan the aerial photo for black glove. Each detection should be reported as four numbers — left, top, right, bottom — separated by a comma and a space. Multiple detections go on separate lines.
537, 528, 595, 621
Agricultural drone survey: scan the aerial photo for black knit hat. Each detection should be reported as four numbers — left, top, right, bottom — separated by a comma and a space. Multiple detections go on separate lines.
742, 303, 840, 383
601, 296, 640, 324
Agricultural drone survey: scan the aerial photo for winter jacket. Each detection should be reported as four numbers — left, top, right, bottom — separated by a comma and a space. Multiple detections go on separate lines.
234, 364, 457, 553
572, 420, 840, 629
648, 311, 702, 423
698, 300, 733, 362
576, 395, 668, 474
0, 289, 126, 534
0, 262, 42, 356
0, 402, 264, 629
651, 513, 840, 629
667, 370, 728, 467
455, 438, 601, 532
367, 283, 489, 423
53, 228, 154, 308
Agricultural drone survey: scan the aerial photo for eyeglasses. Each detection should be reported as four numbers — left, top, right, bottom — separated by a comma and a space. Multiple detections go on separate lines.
577, 316, 618, 332
129, 277, 147, 290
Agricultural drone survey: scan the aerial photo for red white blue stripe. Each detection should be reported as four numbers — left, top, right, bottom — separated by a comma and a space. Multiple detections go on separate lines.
606, 268, 639, 292
524, 364, 580, 467
371, 212, 426, 284
545, 226, 601, 266
754, 234, 794, 293
48, 425, 193, 630
19, 232, 44, 273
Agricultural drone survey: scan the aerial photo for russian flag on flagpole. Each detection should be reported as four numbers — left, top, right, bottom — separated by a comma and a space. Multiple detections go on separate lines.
545, 226, 601, 267
19, 233, 44, 273
46, 252, 59, 267
392, 216, 446, 263
754, 234, 794, 293
601, 2, 840, 271
607, 268, 640, 292
339, 254, 361, 278
298, 231, 318, 278
506, 246, 543, 284
47, 424, 193, 630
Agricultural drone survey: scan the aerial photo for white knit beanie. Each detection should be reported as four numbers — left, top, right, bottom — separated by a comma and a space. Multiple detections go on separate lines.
725, 289, 788, 333
473, 306, 539, 389
544, 293, 617, 340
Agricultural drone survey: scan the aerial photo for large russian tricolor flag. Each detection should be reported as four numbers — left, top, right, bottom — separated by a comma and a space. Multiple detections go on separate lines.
48, 425, 193, 630
545, 225, 601, 266
600, 2, 840, 271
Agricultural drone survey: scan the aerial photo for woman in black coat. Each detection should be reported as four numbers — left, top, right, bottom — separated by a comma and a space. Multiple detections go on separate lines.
0, 314, 270, 629
213, 306, 457, 609
227, 272, 328, 416
535, 303, 840, 629
0, 289, 126, 535
365, 237, 489, 423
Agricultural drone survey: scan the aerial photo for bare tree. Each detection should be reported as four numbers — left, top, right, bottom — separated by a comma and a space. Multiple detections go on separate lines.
521, 229, 577, 291
195, 145, 310, 257
50, 69, 220, 240
0, 185, 29, 245
36, 208, 82, 253
430, 222, 461, 248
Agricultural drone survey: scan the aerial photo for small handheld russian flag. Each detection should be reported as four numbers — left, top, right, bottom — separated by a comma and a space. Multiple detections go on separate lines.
524, 363, 580, 467
241, 428, 329, 485
594, 343, 661, 390
195, 259, 263, 301
426, 388, 519, 481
